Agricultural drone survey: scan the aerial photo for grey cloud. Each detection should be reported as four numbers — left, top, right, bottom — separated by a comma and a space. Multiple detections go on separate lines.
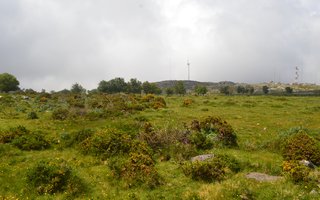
0, 0, 319, 91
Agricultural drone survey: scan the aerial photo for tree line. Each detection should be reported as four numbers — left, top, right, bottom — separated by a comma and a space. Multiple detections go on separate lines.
0, 72, 296, 96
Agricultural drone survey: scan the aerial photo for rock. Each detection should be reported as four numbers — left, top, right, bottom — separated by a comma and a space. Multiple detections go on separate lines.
22, 95, 30, 100
191, 154, 214, 162
246, 172, 282, 182
310, 189, 318, 195
299, 160, 316, 169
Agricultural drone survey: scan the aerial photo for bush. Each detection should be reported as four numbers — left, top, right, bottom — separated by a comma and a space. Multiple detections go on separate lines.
0, 125, 29, 143
182, 99, 194, 107
189, 131, 214, 150
11, 131, 50, 150
108, 140, 162, 188
79, 129, 132, 158
138, 123, 196, 160
26, 159, 86, 196
189, 116, 238, 148
215, 154, 241, 173
153, 97, 166, 109
182, 157, 226, 182
281, 130, 320, 165
27, 111, 38, 119
52, 108, 69, 120
282, 160, 310, 183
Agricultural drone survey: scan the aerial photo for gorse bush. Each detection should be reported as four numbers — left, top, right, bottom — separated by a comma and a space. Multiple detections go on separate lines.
79, 129, 132, 158
281, 130, 320, 165
0, 125, 29, 143
108, 140, 162, 188
52, 108, 69, 120
282, 160, 311, 183
182, 154, 240, 182
26, 159, 86, 196
182, 98, 194, 107
11, 131, 50, 150
27, 111, 38, 119
189, 131, 214, 150
138, 123, 196, 160
189, 116, 238, 148
182, 157, 226, 182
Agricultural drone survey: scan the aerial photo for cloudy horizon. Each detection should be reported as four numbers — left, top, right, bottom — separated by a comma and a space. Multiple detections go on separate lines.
1, 0, 319, 91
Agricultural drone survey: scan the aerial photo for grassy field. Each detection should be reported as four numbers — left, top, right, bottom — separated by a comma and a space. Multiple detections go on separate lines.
0, 93, 320, 199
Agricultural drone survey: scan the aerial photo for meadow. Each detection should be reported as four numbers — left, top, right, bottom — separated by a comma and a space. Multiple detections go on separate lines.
0, 92, 320, 199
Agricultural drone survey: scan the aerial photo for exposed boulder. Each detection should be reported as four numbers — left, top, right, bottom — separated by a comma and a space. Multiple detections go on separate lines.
191, 154, 214, 162
299, 160, 316, 169
246, 172, 282, 182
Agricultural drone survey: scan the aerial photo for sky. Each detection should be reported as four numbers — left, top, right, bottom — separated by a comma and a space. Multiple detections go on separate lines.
0, 0, 319, 91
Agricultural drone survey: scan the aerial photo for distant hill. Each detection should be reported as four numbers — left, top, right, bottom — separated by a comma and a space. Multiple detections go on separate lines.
153, 80, 320, 95
154, 80, 235, 91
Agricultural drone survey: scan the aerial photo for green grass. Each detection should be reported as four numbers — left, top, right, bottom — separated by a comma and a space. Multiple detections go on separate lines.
1, 93, 320, 199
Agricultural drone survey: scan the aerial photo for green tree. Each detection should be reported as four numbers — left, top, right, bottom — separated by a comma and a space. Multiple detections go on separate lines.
127, 78, 142, 94
285, 87, 293, 94
70, 83, 86, 94
219, 86, 234, 95
0, 73, 20, 92
262, 85, 269, 94
245, 85, 255, 95
165, 87, 174, 96
142, 81, 162, 94
97, 78, 127, 93
236, 85, 246, 94
195, 85, 207, 95
97, 80, 108, 93
174, 81, 186, 95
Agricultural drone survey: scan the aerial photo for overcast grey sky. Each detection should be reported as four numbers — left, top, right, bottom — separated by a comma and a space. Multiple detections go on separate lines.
0, 0, 319, 91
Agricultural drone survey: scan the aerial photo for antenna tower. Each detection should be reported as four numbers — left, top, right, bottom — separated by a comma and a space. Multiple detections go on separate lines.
295, 66, 299, 84
187, 60, 190, 81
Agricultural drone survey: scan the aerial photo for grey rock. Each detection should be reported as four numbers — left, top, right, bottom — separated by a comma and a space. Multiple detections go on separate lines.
310, 189, 318, 195
299, 160, 316, 169
191, 154, 214, 162
246, 172, 282, 182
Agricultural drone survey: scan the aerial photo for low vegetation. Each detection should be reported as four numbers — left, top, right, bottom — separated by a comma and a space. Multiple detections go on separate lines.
0, 89, 320, 199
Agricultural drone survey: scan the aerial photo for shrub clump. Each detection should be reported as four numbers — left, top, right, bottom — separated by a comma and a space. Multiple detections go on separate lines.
182, 157, 226, 182
0, 125, 29, 144
79, 129, 132, 158
282, 160, 311, 183
52, 108, 69, 120
281, 130, 320, 166
26, 159, 86, 196
138, 123, 197, 160
108, 140, 162, 188
11, 131, 50, 150
182, 99, 194, 107
189, 116, 238, 148
27, 111, 38, 119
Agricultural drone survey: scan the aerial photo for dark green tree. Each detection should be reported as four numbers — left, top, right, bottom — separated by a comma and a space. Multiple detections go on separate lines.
195, 85, 208, 95
97, 78, 127, 93
70, 83, 86, 94
245, 85, 255, 95
142, 81, 162, 94
97, 80, 108, 93
127, 78, 142, 94
0, 73, 20, 92
219, 86, 233, 95
236, 85, 246, 94
165, 87, 174, 96
174, 81, 186, 95
262, 85, 269, 94
285, 87, 293, 94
